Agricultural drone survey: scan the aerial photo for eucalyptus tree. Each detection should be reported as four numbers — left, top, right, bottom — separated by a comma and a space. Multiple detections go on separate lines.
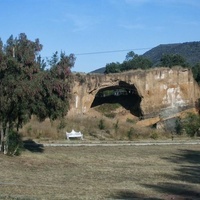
0, 33, 75, 155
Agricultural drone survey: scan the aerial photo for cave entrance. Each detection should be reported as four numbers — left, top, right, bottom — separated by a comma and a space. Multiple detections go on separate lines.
90, 81, 143, 118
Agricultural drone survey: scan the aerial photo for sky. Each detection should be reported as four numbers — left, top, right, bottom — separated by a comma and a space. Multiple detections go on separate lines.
0, 0, 200, 73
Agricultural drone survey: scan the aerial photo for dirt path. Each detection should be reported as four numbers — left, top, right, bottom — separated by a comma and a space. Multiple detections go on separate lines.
42, 141, 200, 147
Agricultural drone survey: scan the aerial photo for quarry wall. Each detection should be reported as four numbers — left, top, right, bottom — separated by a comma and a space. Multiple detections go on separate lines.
69, 67, 200, 120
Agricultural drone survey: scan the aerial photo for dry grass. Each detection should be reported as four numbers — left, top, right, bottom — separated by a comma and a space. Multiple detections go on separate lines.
20, 113, 170, 142
0, 144, 200, 200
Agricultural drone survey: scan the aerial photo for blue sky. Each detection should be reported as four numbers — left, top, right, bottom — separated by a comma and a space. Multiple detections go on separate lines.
0, 0, 200, 72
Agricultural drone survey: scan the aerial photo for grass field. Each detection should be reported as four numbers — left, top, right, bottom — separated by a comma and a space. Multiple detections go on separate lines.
0, 144, 200, 200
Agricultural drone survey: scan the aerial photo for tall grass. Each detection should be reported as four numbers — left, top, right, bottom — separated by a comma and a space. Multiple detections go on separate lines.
20, 114, 170, 141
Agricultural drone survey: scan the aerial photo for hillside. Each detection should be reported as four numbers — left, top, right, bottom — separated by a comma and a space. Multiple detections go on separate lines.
91, 41, 200, 73
142, 41, 200, 66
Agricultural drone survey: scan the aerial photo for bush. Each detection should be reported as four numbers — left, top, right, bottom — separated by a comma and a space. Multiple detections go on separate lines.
126, 118, 137, 124
57, 120, 67, 132
175, 117, 182, 135
182, 112, 200, 137
105, 113, 116, 118
127, 127, 136, 140
150, 132, 158, 140
98, 119, 105, 130
113, 120, 119, 134
7, 130, 24, 156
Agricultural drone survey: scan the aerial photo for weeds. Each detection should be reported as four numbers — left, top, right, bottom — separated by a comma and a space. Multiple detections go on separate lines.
98, 119, 105, 130
127, 127, 136, 140
150, 132, 158, 140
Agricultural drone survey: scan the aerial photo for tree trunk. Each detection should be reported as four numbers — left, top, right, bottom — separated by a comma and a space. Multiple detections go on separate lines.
3, 127, 9, 155
0, 124, 4, 152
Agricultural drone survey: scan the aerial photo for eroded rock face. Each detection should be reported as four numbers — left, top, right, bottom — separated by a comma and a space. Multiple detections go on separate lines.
69, 67, 200, 120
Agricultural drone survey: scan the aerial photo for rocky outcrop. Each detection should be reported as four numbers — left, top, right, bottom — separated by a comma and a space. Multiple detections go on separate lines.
69, 67, 200, 122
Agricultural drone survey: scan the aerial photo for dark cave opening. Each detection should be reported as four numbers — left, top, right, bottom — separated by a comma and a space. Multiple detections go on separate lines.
90, 81, 143, 118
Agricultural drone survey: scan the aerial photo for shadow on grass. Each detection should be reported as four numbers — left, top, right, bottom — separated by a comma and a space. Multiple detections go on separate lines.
144, 183, 200, 200
108, 189, 162, 199
23, 139, 44, 153
162, 149, 200, 184
143, 149, 200, 199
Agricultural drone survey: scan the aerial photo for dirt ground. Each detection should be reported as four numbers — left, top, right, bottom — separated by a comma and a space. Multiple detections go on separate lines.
0, 144, 200, 200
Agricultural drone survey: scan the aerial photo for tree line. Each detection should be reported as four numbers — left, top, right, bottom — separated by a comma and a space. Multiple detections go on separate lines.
104, 51, 200, 84
0, 33, 75, 155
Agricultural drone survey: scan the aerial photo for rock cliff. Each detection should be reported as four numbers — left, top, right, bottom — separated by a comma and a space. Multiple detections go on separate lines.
69, 67, 200, 125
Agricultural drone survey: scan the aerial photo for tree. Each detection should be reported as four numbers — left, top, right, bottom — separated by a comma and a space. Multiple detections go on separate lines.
104, 51, 152, 73
192, 62, 200, 84
31, 51, 75, 122
160, 54, 189, 68
125, 51, 136, 61
104, 62, 120, 74
0, 33, 74, 155
181, 113, 200, 137
121, 53, 152, 71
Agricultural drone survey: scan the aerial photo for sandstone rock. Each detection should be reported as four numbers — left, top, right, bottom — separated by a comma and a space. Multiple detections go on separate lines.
69, 67, 200, 125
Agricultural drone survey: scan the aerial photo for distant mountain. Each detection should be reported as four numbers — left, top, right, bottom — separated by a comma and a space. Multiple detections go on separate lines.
142, 41, 200, 66
90, 41, 200, 73
90, 67, 106, 74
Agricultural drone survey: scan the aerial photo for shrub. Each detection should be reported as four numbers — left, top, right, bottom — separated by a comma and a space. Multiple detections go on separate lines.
182, 112, 200, 137
105, 113, 116, 118
126, 118, 137, 124
175, 117, 182, 135
127, 127, 135, 140
113, 120, 119, 134
7, 130, 24, 156
98, 119, 105, 130
26, 125, 32, 135
57, 120, 67, 132
150, 132, 158, 140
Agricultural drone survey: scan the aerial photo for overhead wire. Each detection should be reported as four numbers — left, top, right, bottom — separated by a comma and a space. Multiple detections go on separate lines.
41, 47, 152, 59
74, 47, 151, 56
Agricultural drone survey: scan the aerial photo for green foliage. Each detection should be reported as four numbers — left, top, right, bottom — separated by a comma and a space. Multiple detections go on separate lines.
127, 127, 135, 140
0, 33, 75, 154
195, 98, 200, 114
192, 63, 200, 84
143, 42, 200, 66
182, 113, 200, 137
7, 130, 24, 156
98, 119, 105, 130
94, 42, 200, 74
113, 120, 119, 134
104, 62, 121, 74
126, 118, 137, 124
94, 103, 121, 114
150, 132, 158, 140
125, 51, 136, 61
104, 51, 152, 74
121, 54, 152, 71
26, 125, 32, 134
175, 117, 182, 135
105, 113, 116, 118
57, 120, 67, 132
160, 54, 189, 68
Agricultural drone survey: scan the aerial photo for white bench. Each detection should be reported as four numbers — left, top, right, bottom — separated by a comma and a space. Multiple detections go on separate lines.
66, 130, 83, 140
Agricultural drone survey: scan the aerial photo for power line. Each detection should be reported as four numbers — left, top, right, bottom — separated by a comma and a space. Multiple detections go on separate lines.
74, 47, 151, 56
41, 47, 152, 59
